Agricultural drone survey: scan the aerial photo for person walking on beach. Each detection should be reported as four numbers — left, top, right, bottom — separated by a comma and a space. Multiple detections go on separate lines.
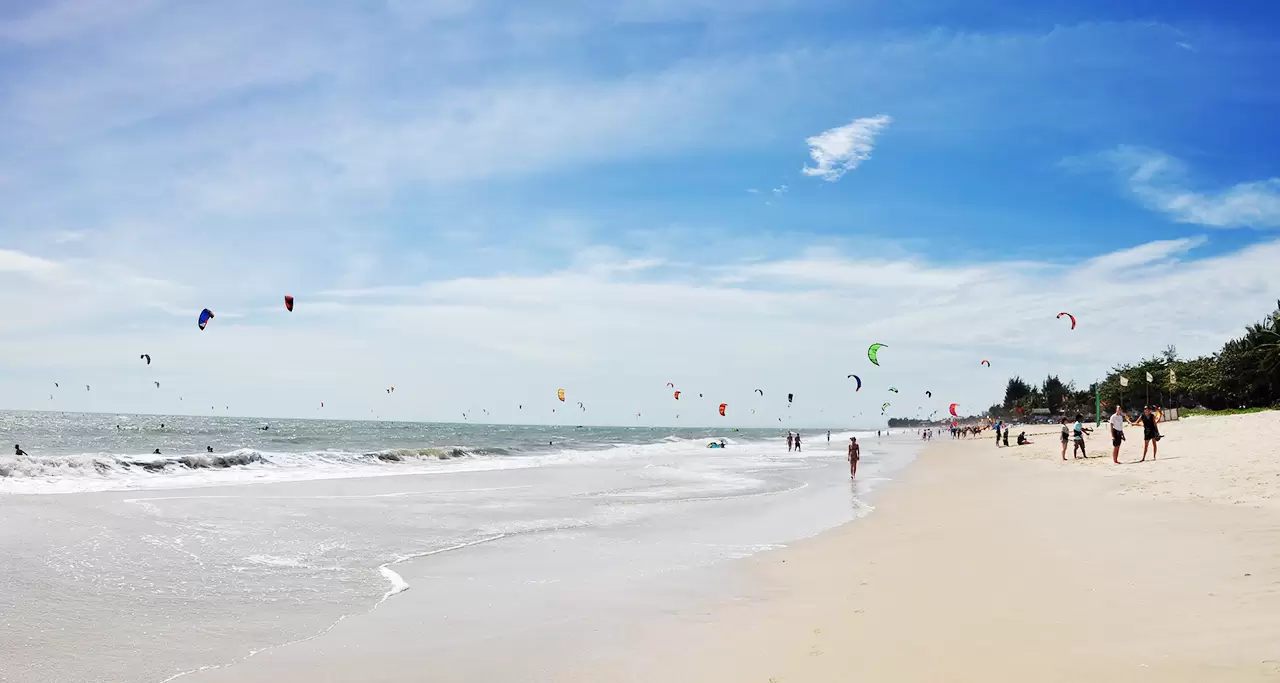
794, 432, 802, 452
1109, 404, 1126, 464
786, 431, 793, 452
827, 430, 831, 443
1131, 405, 1161, 462
14, 444, 27, 456
848, 437, 860, 478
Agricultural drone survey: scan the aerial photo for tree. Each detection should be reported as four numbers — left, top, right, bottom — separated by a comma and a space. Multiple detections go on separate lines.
1003, 377, 1032, 409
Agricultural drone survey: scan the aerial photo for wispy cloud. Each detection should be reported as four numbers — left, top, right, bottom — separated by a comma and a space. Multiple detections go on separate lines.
1104, 146, 1280, 229
801, 114, 892, 182
5, 237, 1279, 422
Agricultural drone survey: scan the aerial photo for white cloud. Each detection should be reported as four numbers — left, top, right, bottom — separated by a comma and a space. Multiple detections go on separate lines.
801, 114, 892, 182
5, 238, 1278, 425
0, 249, 60, 274
772, 185, 788, 195
1106, 146, 1280, 229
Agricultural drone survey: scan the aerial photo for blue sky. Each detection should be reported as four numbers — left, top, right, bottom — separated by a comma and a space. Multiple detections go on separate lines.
2, 0, 1278, 425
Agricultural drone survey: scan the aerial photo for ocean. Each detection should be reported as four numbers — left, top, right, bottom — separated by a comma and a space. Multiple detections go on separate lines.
0, 411, 920, 682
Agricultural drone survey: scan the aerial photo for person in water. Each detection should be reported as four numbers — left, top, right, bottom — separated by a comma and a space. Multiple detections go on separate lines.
14, 444, 28, 456
153, 449, 161, 455
794, 432, 802, 452
206, 446, 214, 453
786, 431, 793, 452
848, 437, 860, 478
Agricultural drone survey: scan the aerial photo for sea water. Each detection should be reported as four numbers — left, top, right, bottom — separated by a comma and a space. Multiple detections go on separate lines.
0, 411, 920, 682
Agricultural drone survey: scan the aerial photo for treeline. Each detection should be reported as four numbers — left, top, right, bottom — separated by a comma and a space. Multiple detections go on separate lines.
987, 300, 1280, 419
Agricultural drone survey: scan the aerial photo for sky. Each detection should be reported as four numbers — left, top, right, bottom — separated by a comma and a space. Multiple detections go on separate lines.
2, 0, 1279, 426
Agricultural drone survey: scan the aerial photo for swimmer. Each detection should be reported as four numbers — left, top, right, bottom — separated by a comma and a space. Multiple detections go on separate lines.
153, 449, 161, 455
14, 444, 28, 456
206, 446, 214, 453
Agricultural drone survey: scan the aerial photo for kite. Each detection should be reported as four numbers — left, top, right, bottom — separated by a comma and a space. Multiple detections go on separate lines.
557, 388, 566, 402
86, 385, 90, 391
320, 402, 324, 408
154, 382, 160, 389
1057, 312, 1076, 329
787, 393, 794, 404
754, 389, 764, 396
719, 403, 727, 417
284, 295, 295, 312
666, 382, 675, 388
140, 354, 151, 365
981, 359, 991, 367
198, 309, 215, 330
577, 401, 585, 411
925, 390, 932, 398
888, 386, 899, 393
880, 401, 891, 413
949, 403, 959, 417
868, 343, 887, 366
847, 374, 862, 392
673, 391, 681, 400
54, 383, 59, 388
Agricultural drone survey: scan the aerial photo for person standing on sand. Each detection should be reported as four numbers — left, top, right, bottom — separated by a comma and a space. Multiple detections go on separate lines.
994, 420, 1003, 447
1059, 418, 1070, 460
794, 432, 802, 452
786, 431, 793, 452
1072, 414, 1091, 458
848, 437, 860, 478
1131, 405, 1161, 462
1109, 404, 1126, 464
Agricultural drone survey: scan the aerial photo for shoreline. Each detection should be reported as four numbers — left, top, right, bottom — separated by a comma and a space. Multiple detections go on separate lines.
577, 412, 1280, 682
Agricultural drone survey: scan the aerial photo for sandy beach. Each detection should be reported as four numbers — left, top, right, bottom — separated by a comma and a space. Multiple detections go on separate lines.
579, 412, 1280, 682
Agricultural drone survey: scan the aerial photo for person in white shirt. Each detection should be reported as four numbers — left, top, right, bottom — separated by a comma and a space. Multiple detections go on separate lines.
1108, 404, 1126, 464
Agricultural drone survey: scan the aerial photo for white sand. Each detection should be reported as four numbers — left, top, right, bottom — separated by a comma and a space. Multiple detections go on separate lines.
577, 412, 1280, 682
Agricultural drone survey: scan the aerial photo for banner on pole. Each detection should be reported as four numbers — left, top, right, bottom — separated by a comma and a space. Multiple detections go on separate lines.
1119, 376, 1129, 387
1146, 371, 1154, 382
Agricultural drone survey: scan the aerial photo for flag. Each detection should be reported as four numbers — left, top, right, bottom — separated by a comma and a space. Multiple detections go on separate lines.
1120, 376, 1129, 387
1146, 371, 1154, 383
1169, 369, 1177, 386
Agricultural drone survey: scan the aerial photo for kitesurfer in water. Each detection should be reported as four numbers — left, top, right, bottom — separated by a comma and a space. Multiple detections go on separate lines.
14, 444, 27, 456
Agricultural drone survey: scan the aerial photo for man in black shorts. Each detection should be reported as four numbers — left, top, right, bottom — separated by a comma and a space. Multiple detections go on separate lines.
1132, 405, 1161, 462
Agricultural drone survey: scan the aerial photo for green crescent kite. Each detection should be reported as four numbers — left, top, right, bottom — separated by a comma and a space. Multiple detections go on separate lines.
868, 343, 887, 366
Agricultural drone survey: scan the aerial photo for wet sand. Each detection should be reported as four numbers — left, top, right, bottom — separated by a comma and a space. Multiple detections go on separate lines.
579, 413, 1280, 682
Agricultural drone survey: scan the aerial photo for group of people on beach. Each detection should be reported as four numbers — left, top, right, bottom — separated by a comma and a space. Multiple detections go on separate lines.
1055, 404, 1162, 463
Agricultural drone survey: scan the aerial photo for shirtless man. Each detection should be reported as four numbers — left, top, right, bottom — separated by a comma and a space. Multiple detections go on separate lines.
848, 437, 860, 478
